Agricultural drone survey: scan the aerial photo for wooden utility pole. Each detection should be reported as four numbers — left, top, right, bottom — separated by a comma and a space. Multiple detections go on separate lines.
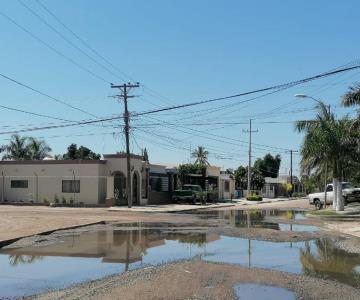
111, 82, 140, 208
243, 119, 258, 195
290, 150, 293, 194
289, 150, 298, 197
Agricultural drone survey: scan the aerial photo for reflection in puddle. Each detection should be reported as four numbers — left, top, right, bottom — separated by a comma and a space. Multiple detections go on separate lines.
233, 283, 295, 300
193, 209, 313, 231
0, 210, 358, 298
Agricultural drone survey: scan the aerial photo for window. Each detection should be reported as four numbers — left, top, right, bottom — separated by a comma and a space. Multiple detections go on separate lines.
11, 180, 28, 188
62, 180, 80, 193
224, 181, 230, 193
326, 185, 333, 192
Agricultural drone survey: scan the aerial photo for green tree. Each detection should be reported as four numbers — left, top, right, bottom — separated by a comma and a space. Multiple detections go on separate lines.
342, 83, 360, 108
295, 102, 357, 211
234, 166, 247, 189
191, 146, 210, 165
27, 137, 52, 160
234, 165, 265, 190
61, 144, 100, 160
253, 153, 281, 178
2, 134, 29, 160
2, 135, 51, 160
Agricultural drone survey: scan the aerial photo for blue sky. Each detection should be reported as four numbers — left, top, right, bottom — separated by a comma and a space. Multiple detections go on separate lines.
1, 0, 359, 175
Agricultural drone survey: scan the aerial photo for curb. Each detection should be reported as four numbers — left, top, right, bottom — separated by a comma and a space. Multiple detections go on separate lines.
0, 220, 106, 248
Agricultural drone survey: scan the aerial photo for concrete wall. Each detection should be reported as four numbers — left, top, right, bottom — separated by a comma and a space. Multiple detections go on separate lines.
219, 175, 236, 200
0, 161, 105, 205
104, 154, 148, 205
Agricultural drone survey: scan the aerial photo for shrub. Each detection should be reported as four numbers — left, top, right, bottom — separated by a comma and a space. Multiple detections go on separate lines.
292, 192, 306, 198
246, 192, 262, 201
54, 194, 60, 204
43, 197, 50, 205
70, 199, 74, 205
62, 198, 67, 204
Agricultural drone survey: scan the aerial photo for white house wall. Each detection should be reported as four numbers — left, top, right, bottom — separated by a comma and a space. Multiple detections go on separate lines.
0, 163, 105, 205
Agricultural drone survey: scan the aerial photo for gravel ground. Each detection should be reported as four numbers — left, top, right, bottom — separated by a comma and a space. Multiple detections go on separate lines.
334, 238, 360, 254
0, 205, 199, 243
210, 227, 324, 242
28, 260, 360, 300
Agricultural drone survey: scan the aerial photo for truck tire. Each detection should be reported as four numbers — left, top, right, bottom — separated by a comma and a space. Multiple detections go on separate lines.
314, 199, 322, 210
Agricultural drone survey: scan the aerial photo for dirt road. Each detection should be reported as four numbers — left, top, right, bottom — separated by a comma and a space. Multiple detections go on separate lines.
31, 260, 360, 300
0, 205, 196, 243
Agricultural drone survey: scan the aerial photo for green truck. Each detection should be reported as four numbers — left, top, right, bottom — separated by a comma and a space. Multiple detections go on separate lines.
172, 184, 203, 204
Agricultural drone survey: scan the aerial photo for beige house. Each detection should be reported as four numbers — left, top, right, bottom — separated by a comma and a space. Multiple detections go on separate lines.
0, 154, 235, 206
0, 154, 147, 206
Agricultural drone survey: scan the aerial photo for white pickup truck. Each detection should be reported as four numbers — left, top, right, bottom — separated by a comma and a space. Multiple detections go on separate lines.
308, 182, 360, 209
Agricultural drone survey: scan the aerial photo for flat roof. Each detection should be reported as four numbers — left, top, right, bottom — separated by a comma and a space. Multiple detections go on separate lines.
0, 160, 107, 165
103, 153, 143, 160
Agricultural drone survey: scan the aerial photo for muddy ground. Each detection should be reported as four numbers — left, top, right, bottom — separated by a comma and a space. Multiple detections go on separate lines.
28, 260, 360, 300
0, 199, 341, 244
1, 199, 360, 300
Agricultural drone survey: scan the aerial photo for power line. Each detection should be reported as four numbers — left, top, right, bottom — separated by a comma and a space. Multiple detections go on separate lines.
0, 72, 99, 118
0, 115, 124, 136
133, 64, 360, 117
34, 0, 180, 109
139, 115, 293, 153
0, 9, 110, 84
17, 0, 124, 83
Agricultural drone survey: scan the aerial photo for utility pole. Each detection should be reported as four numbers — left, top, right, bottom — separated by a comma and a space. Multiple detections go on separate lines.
243, 119, 258, 195
289, 150, 298, 197
111, 82, 140, 208
290, 150, 293, 196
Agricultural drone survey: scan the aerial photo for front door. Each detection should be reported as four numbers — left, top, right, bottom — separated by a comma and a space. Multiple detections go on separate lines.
114, 173, 126, 206
132, 173, 138, 205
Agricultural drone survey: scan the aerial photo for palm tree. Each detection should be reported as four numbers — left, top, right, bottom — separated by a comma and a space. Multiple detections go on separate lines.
2, 134, 30, 160
295, 102, 355, 211
342, 84, 360, 107
342, 84, 360, 128
191, 146, 210, 165
28, 137, 52, 160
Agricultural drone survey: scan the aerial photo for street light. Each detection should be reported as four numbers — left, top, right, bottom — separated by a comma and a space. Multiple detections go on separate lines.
294, 94, 330, 113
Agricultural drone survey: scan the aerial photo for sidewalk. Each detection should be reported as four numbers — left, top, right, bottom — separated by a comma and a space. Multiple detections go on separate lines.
232, 197, 302, 206
108, 203, 235, 213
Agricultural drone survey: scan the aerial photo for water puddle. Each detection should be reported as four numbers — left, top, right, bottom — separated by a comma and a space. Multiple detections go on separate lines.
0, 209, 358, 298
192, 209, 314, 231
233, 283, 295, 300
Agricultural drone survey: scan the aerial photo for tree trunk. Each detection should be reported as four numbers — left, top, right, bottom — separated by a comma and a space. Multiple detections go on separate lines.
332, 178, 338, 210
336, 180, 344, 211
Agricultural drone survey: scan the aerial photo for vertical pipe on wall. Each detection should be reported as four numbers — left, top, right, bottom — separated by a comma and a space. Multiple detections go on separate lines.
1, 171, 4, 202
34, 172, 38, 203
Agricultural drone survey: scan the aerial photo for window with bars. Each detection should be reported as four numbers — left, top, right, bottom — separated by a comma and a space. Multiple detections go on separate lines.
11, 180, 28, 188
62, 180, 80, 193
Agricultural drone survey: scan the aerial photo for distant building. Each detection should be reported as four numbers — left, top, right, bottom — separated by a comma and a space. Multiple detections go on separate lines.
262, 175, 300, 198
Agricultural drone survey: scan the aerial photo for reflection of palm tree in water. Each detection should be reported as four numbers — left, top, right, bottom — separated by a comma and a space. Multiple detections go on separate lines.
300, 238, 360, 287
9, 255, 43, 266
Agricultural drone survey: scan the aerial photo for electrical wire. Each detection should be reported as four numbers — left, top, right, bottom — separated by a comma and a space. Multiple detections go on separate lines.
133, 64, 360, 117
0, 72, 99, 118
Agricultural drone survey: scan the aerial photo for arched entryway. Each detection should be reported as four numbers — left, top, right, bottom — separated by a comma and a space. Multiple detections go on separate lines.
114, 172, 126, 206
132, 172, 139, 205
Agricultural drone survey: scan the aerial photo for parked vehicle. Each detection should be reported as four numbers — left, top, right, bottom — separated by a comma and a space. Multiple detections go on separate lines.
308, 182, 360, 209
172, 184, 203, 204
